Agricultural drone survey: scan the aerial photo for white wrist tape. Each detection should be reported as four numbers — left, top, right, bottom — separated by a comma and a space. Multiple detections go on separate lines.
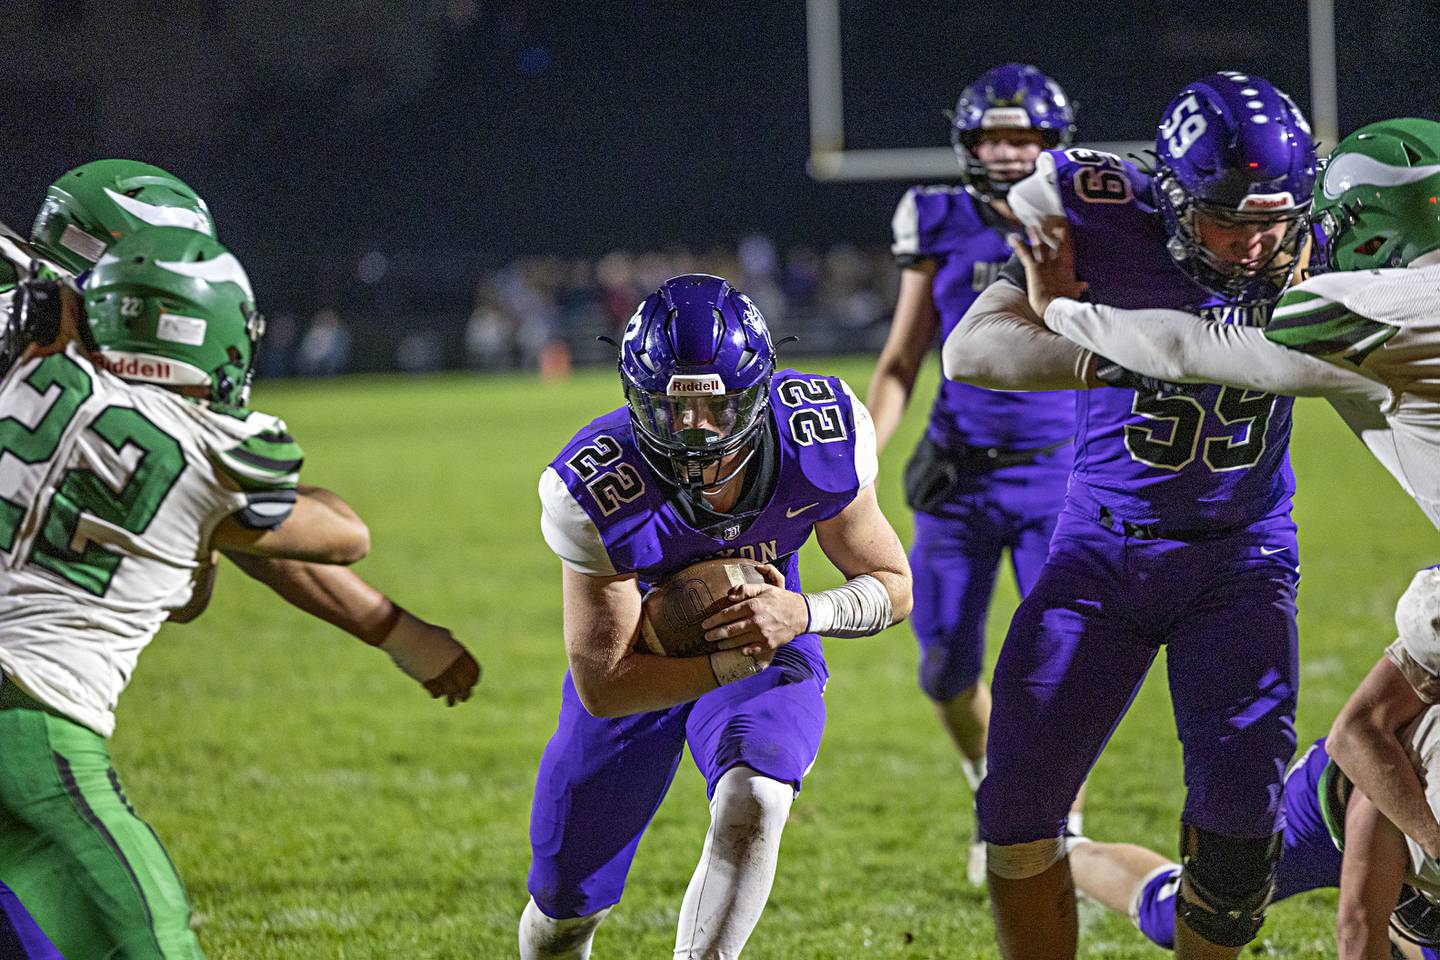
379, 610, 464, 682
802, 574, 893, 638
709, 647, 766, 686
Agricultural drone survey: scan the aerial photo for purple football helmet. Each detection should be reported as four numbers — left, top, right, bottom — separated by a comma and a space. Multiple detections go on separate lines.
619, 274, 775, 494
1153, 72, 1316, 304
950, 63, 1075, 200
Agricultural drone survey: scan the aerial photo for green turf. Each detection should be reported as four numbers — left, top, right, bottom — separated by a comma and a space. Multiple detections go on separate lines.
109, 356, 1432, 957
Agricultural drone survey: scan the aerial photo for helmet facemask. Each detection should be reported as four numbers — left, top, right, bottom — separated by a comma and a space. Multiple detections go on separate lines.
1156, 166, 1311, 305
625, 379, 771, 497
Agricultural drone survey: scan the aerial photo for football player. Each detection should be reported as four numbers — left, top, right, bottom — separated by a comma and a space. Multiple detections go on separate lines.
8, 158, 479, 702
521, 274, 911, 958
865, 64, 1078, 882
941, 73, 1317, 959
1012, 117, 1440, 959
0, 227, 472, 958
1067, 728, 1440, 960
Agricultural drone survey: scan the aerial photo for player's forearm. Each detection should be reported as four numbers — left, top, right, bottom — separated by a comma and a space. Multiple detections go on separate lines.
568, 647, 720, 718
224, 553, 399, 645
941, 281, 1094, 391
865, 365, 914, 454
1328, 718, 1440, 857
1045, 298, 1393, 403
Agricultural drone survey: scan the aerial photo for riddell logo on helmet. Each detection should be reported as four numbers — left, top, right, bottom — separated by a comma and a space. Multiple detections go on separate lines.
1238, 192, 1296, 211
97, 353, 175, 382
981, 108, 1031, 129
667, 374, 725, 396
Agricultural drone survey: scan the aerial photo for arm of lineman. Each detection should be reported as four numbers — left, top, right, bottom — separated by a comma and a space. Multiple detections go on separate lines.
867, 261, 940, 453
1012, 219, 1393, 405
1329, 657, 1440, 859
700, 484, 913, 658
223, 553, 480, 706
1336, 790, 1410, 960
940, 275, 1098, 391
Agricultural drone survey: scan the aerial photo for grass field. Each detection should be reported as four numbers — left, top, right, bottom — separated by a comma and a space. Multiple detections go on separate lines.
111, 356, 1435, 958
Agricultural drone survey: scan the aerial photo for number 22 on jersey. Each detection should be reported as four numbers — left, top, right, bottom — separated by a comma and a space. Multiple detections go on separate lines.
0, 354, 185, 595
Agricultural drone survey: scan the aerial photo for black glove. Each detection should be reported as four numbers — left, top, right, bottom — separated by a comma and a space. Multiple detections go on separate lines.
4, 274, 64, 371
1093, 357, 1198, 398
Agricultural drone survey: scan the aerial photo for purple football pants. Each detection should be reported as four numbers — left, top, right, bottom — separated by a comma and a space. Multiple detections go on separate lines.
527, 643, 827, 919
978, 504, 1300, 845
0, 883, 61, 960
910, 461, 1067, 701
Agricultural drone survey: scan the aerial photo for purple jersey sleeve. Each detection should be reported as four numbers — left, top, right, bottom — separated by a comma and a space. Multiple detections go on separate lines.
1042, 148, 1296, 530
893, 185, 1075, 452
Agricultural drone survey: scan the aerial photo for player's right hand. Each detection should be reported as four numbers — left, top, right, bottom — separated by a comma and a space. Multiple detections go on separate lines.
423, 646, 482, 707
699, 563, 807, 660
1007, 217, 1089, 319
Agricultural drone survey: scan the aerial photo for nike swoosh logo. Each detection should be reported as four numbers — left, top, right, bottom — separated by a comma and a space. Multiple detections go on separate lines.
1259, 546, 1289, 556
786, 503, 819, 518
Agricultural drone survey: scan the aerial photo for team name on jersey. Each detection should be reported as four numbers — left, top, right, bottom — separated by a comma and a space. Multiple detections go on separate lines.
1200, 303, 1270, 328
714, 539, 779, 564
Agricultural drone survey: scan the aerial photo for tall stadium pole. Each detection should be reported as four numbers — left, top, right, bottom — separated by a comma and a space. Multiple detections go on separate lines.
1308, 0, 1340, 151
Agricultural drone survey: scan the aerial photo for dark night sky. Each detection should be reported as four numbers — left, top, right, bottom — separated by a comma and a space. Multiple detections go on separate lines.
4, 1, 1437, 316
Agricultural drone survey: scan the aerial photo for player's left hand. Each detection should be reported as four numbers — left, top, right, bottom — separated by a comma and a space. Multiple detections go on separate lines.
700, 563, 808, 659
1008, 217, 1089, 321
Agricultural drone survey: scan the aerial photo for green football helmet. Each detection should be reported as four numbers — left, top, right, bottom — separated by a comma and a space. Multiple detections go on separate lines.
1314, 117, 1440, 272
30, 159, 215, 276
84, 227, 264, 406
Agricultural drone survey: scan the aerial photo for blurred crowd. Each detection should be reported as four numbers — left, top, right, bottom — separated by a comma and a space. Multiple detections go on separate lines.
252, 237, 900, 379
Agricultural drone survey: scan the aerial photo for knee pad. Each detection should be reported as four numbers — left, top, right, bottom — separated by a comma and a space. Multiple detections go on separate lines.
1174, 823, 1280, 948
712, 767, 793, 835
518, 898, 612, 960
986, 836, 1066, 880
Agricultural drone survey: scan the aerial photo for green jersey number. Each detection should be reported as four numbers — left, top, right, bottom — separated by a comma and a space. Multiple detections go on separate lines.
0, 354, 186, 595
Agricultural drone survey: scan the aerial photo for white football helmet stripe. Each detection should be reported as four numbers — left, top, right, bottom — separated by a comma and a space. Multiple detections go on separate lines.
154, 253, 254, 300
104, 188, 213, 235
1322, 153, 1440, 200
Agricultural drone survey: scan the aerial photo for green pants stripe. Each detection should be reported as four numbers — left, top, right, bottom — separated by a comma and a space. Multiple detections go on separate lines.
0, 693, 204, 959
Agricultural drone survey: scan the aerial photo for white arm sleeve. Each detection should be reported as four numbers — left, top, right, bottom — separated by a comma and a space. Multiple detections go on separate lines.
1044, 297, 1393, 405
941, 280, 1095, 390
838, 379, 878, 489
538, 467, 616, 577
1006, 152, 1064, 229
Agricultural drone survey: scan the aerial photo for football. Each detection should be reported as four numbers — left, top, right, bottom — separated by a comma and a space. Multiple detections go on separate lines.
639, 557, 769, 658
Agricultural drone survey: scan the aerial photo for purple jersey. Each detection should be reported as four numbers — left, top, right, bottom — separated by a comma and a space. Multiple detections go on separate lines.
894, 186, 1075, 451
548, 369, 867, 665
1020, 149, 1296, 529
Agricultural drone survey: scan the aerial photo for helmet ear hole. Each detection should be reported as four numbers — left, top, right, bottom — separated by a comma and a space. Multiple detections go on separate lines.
1354, 236, 1385, 256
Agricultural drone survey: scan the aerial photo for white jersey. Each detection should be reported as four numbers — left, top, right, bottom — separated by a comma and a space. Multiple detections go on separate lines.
0, 346, 300, 736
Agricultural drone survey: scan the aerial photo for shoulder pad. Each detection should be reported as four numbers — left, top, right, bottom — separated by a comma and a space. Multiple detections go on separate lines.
892, 186, 982, 263
215, 421, 304, 492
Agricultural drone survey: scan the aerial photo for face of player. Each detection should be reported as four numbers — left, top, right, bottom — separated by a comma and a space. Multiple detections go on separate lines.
975, 129, 1047, 186
1191, 210, 1294, 268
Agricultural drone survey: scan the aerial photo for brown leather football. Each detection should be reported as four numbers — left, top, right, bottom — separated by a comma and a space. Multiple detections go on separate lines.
639, 557, 769, 658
